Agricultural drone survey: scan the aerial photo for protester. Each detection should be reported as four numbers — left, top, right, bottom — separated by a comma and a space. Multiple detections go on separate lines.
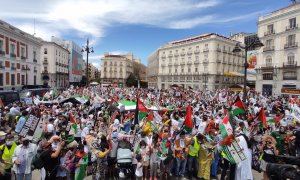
0, 134, 17, 180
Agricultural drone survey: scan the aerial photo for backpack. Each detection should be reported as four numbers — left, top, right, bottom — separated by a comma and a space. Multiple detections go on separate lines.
31, 150, 44, 169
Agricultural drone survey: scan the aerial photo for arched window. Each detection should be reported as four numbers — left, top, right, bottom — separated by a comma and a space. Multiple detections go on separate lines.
266, 56, 272, 66
287, 53, 295, 65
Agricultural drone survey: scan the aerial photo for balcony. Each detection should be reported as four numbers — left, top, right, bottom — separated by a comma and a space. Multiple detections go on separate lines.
283, 76, 297, 80
284, 42, 298, 49
10, 53, 16, 58
264, 30, 275, 36
33, 59, 37, 63
187, 61, 192, 65
34, 69, 37, 73
174, 52, 179, 57
42, 70, 48, 74
168, 53, 173, 57
174, 62, 179, 66
161, 54, 166, 59
203, 49, 209, 53
286, 24, 298, 31
283, 62, 297, 68
161, 63, 166, 67
203, 59, 209, 64
260, 63, 274, 70
263, 46, 275, 52
11, 67, 16, 70
187, 51, 193, 55
0, 65, 4, 69
223, 49, 227, 54
228, 61, 232, 65
43, 60, 48, 65
194, 60, 200, 64
168, 62, 172, 66
180, 62, 185, 65
194, 49, 200, 54
216, 48, 221, 52
20, 56, 26, 60
180, 52, 185, 56
216, 59, 221, 63
0, 50, 4, 56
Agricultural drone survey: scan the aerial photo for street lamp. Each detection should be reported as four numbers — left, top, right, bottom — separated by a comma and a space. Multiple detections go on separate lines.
232, 38, 264, 102
81, 38, 94, 86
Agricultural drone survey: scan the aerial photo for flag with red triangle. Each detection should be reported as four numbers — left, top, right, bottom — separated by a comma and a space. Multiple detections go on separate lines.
134, 98, 149, 125
219, 114, 233, 138
256, 107, 267, 128
231, 96, 245, 116
183, 105, 193, 133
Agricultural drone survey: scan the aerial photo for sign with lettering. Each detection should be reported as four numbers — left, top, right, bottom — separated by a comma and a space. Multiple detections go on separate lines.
281, 89, 300, 95
19, 114, 40, 140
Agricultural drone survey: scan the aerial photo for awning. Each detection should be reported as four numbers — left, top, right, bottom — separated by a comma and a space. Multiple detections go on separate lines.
283, 82, 297, 86
224, 72, 243, 76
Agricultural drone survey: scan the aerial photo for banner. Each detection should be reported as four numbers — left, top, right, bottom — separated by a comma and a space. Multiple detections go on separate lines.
222, 138, 247, 164
18, 114, 40, 140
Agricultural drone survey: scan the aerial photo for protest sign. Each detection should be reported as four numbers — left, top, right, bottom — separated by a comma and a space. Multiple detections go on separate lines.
18, 114, 40, 140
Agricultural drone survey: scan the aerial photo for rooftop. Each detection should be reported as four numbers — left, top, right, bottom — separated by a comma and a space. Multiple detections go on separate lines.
259, 2, 300, 21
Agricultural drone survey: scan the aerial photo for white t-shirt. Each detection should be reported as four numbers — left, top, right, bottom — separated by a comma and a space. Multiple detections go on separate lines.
45, 123, 54, 133
135, 162, 143, 177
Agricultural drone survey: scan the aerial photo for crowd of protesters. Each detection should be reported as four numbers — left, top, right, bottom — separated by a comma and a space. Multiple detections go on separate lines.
0, 86, 299, 180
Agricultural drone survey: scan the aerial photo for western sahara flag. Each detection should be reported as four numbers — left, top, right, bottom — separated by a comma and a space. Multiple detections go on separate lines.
134, 98, 149, 125
231, 96, 245, 117
255, 107, 267, 128
183, 105, 193, 133
219, 114, 233, 138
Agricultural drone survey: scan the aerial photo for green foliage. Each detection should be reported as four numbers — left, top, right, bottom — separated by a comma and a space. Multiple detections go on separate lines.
126, 73, 137, 87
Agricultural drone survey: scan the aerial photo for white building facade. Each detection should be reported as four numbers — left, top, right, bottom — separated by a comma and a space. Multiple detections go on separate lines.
155, 33, 244, 90
147, 50, 159, 88
41, 42, 69, 88
51, 37, 83, 84
0, 20, 42, 90
256, 3, 300, 95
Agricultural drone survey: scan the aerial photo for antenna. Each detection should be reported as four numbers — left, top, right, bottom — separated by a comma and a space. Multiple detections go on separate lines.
33, 18, 36, 36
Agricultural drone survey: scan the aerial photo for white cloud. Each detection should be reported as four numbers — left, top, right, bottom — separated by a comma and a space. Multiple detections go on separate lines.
0, 0, 264, 42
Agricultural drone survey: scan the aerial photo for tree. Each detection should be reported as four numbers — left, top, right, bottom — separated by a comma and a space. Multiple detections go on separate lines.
81, 76, 87, 85
126, 73, 137, 87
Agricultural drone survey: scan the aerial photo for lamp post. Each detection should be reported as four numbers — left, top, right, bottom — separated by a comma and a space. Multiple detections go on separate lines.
81, 38, 94, 86
232, 38, 264, 102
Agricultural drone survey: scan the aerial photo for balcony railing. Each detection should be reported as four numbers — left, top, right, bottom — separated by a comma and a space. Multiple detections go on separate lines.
34, 69, 37, 73
194, 60, 200, 64
216, 59, 221, 63
286, 24, 298, 31
283, 76, 297, 80
187, 61, 192, 65
194, 49, 200, 54
223, 49, 227, 53
283, 62, 297, 67
10, 53, 16, 58
263, 46, 275, 52
203, 49, 209, 52
168, 54, 173, 57
180, 52, 185, 56
174, 62, 178, 65
203, 59, 209, 63
264, 30, 275, 36
0, 50, 4, 56
168, 62, 172, 66
11, 67, 16, 70
187, 51, 193, 55
161, 63, 166, 67
42, 70, 48, 74
174, 53, 179, 57
284, 42, 298, 49
33, 59, 37, 63
216, 48, 221, 52
161, 55, 166, 59
180, 62, 185, 65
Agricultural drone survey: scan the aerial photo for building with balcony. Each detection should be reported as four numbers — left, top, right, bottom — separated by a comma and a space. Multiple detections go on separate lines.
51, 36, 83, 84
147, 51, 159, 88
152, 33, 244, 90
256, 2, 300, 95
41, 42, 69, 87
0, 20, 42, 90
100, 53, 146, 87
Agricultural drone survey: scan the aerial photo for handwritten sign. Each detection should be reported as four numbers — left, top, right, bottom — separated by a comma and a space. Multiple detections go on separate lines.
19, 114, 40, 140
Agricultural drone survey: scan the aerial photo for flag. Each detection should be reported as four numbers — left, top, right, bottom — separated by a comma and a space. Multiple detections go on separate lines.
33, 96, 40, 105
256, 118, 276, 128
134, 98, 149, 125
69, 113, 75, 123
69, 113, 78, 134
256, 107, 267, 128
219, 134, 234, 146
75, 154, 88, 180
219, 114, 233, 138
0, 98, 3, 107
153, 111, 162, 124
183, 105, 193, 133
146, 111, 154, 121
53, 88, 58, 97
231, 96, 245, 116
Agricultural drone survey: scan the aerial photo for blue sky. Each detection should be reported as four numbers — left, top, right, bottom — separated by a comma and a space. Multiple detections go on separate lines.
0, 0, 295, 68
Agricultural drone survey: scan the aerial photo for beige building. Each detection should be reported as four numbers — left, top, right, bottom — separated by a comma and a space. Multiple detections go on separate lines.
256, 2, 300, 95
155, 33, 244, 90
0, 20, 42, 90
41, 42, 69, 88
147, 50, 159, 88
100, 53, 146, 87
88, 63, 97, 80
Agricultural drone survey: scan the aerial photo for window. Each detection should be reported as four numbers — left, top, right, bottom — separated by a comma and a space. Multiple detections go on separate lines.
289, 18, 297, 28
175, 69, 177, 73
287, 34, 296, 45
169, 69, 171, 73
104, 61, 107, 65
263, 73, 273, 80
104, 67, 106, 71
0, 39, 3, 51
0, 73, 3, 86
21, 75, 25, 85
266, 39, 274, 47
33, 51, 36, 60
267, 24, 274, 33
21, 47, 25, 57
266, 56, 272, 66
283, 71, 297, 80
181, 69, 184, 72
44, 48, 47, 54
56, 50, 57, 55
11, 74, 15, 85
288, 53, 295, 64
188, 68, 191, 72
195, 56, 199, 61
34, 75, 36, 85
195, 68, 198, 72
10, 44, 15, 54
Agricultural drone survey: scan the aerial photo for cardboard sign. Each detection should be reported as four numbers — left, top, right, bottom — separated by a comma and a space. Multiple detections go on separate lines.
19, 114, 40, 140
